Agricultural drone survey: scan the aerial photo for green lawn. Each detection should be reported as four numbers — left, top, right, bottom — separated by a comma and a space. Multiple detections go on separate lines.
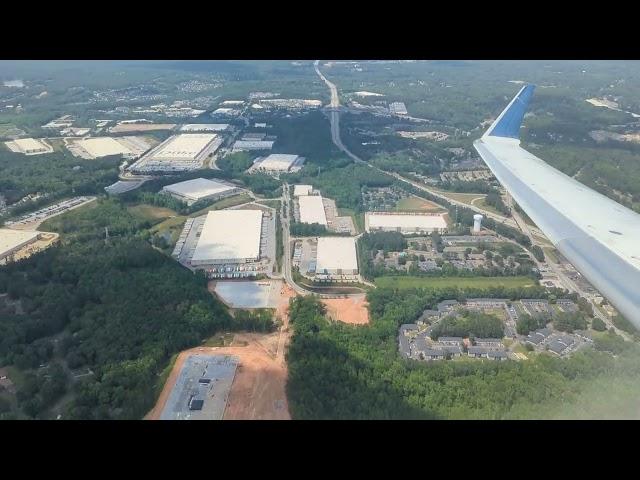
373, 276, 537, 289
394, 196, 447, 212
188, 193, 253, 218
338, 207, 364, 233
127, 204, 177, 222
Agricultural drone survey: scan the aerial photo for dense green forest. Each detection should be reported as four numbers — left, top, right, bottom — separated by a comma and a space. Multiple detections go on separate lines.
217, 151, 282, 198
286, 290, 640, 419
286, 160, 393, 211
430, 310, 504, 339
0, 238, 233, 419
516, 313, 549, 335
0, 148, 119, 220
0, 197, 270, 420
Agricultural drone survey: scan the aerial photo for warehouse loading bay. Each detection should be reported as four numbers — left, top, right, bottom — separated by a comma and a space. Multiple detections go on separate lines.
173, 204, 276, 277
292, 194, 356, 235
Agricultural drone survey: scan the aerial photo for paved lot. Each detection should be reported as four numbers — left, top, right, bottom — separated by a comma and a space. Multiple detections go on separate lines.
214, 280, 282, 309
160, 354, 238, 420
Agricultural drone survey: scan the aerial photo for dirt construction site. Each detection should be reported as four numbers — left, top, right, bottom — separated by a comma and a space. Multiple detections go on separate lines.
147, 283, 296, 420
321, 294, 370, 325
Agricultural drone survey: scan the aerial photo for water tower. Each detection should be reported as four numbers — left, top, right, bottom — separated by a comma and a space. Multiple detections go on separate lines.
473, 214, 484, 233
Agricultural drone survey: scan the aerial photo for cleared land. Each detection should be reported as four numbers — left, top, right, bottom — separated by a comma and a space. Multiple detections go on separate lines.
374, 276, 536, 289
322, 295, 370, 325
147, 283, 296, 420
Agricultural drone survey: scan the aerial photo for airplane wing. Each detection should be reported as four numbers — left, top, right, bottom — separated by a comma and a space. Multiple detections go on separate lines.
474, 85, 640, 328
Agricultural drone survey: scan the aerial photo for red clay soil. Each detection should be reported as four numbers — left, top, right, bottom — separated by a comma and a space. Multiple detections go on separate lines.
321, 294, 370, 325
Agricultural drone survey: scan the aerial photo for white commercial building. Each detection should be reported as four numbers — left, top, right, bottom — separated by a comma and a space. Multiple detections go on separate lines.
231, 140, 275, 152
0, 229, 41, 263
191, 210, 263, 265
162, 178, 239, 205
179, 124, 230, 132
389, 102, 408, 115
5, 138, 53, 155
293, 184, 313, 196
473, 214, 484, 233
365, 212, 447, 234
316, 237, 358, 275
249, 154, 303, 174
298, 195, 328, 226
130, 133, 222, 173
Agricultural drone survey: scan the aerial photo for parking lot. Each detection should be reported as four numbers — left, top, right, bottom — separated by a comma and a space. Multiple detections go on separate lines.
213, 280, 282, 309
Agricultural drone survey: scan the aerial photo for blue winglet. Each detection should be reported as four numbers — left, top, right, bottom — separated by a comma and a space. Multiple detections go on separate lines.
486, 84, 535, 139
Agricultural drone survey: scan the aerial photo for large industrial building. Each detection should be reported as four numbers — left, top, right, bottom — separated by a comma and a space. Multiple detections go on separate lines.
5, 138, 53, 155
162, 178, 239, 205
65, 136, 154, 160
298, 195, 328, 226
293, 185, 313, 196
179, 124, 230, 132
316, 237, 358, 275
231, 140, 275, 152
365, 212, 447, 234
0, 229, 41, 264
248, 154, 304, 174
130, 133, 222, 173
191, 210, 263, 266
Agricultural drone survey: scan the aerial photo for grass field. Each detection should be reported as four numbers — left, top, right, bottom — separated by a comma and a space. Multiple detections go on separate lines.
256, 199, 281, 209
188, 193, 253, 218
395, 196, 447, 212
430, 188, 486, 205
338, 207, 364, 233
127, 204, 177, 222
474, 198, 504, 216
374, 276, 537, 289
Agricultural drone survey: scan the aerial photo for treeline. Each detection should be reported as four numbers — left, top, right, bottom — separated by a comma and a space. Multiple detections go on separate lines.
0, 149, 120, 220
484, 191, 510, 216
286, 287, 640, 419
216, 151, 282, 198
232, 310, 277, 333
358, 231, 408, 280
290, 222, 329, 237
39, 198, 153, 244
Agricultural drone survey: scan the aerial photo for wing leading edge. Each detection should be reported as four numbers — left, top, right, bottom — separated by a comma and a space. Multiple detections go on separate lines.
474, 85, 640, 329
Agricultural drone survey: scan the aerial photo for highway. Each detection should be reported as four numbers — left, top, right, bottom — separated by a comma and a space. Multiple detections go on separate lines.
314, 60, 623, 333
507, 189, 626, 338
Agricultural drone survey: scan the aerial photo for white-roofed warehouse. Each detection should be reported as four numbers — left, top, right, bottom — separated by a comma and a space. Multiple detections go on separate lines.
249, 154, 303, 173
316, 237, 358, 275
298, 195, 327, 226
0, 229, 41, 263
191, 210, 263, 266
365, 212, 447, 234
293, 185, 313, 196
162, 178, 239, 205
